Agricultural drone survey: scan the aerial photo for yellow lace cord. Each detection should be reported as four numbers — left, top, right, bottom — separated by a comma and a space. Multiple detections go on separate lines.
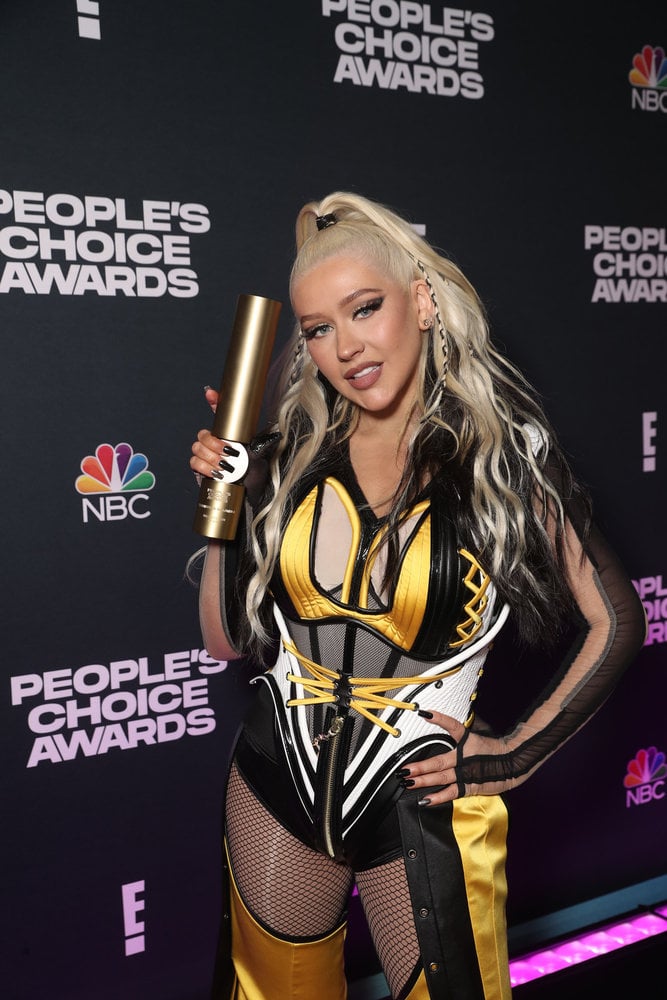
283, 638, 465, 737
450, 547, 491, 647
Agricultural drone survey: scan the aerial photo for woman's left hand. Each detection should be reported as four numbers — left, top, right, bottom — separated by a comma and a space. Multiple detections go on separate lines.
401, 711, 466, 804
400, 710, 514, 804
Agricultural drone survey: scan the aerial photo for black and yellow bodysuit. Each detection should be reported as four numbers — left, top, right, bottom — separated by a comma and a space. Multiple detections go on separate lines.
213, 443, 645, 1000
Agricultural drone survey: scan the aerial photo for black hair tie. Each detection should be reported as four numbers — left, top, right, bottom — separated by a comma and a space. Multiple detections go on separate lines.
316, 213, 337, 231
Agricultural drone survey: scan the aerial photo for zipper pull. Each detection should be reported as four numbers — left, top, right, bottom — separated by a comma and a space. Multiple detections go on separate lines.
312, 713, 345, 751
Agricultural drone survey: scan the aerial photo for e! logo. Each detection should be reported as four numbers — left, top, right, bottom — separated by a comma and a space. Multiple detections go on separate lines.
122, 880, 146, 956
642, 411, 657, 471
76, 1, 101, 39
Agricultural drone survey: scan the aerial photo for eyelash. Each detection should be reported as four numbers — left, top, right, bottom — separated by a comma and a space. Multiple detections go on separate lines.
353, 296, 383, 319
301, 323, 330, 341
301, 297, 384, 340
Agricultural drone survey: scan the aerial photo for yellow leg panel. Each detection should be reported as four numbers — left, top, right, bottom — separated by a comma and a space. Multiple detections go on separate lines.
404, 968, 430, 998
228, 861, 348, 1000
453, 795, 511, 1000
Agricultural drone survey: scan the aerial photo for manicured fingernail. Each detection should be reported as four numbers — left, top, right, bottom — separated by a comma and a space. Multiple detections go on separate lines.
204, 384, 213, 391
223, 444, 240, 457
402, 778, 415, 788
397, 768, 411, 777
218, 459, 234, 472
418, 797, 431, 807
210, 469, 225, 480
418, 710, 433, 719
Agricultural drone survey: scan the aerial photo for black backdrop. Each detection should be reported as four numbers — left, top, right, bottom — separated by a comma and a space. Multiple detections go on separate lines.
2, 3, 665, 998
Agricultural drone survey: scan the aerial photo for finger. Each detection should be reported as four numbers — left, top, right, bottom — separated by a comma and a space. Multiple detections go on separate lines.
417, 784, 460, 807
196, 428, 225, 459
209, 442, 250, 483
401, 756, 457, 784
204, 385, 219, 413
403, 754, 448, 778
190, 454, 213, 477
419, 710, 467, 742
191, 431, 225, 476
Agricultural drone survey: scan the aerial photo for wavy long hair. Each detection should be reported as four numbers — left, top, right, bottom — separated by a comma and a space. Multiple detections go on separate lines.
228, 192, 590, 660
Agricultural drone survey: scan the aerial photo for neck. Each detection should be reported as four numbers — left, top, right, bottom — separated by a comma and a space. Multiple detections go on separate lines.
355, 402, 419, 446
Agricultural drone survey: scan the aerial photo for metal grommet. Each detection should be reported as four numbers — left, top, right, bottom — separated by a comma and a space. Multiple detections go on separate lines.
407, 848, 418, 859
428, 962, 440, 973
419, 907, 429, 918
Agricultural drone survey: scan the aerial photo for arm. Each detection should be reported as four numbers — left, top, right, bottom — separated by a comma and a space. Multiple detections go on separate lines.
403, 513, 647, 802
191, 390, 245, 661
199, 540, 242, 661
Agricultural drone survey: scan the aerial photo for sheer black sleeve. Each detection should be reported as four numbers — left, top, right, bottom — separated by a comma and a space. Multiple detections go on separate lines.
454, 514, 647, 794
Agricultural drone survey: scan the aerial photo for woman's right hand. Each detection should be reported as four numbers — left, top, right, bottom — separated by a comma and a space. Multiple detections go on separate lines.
190, 427, 229, 480
204, 385, 219, 413
190, 386, 226, 481
191, 384, 277, 489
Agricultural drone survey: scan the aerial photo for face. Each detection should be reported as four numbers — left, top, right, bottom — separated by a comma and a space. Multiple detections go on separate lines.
291, 255, 430, 423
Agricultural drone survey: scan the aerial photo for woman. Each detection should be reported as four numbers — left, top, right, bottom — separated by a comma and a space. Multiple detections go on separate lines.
189, 192, 646, 1000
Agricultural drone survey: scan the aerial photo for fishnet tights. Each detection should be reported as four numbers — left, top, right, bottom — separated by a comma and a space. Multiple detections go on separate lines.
225, 762, 353, 937
225, 764, 421, 997
355, 857, 421, 999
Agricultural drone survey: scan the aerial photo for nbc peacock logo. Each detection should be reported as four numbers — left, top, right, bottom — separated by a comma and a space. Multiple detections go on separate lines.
624, 746, 666, 807
629, 45, 667, 112
75, 442, 155, 523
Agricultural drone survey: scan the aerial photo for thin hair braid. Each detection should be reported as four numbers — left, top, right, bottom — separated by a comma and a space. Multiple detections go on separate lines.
416, 259, 449, 420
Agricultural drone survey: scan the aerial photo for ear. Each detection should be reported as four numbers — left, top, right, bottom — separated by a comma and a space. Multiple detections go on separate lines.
411, 278, 433, 329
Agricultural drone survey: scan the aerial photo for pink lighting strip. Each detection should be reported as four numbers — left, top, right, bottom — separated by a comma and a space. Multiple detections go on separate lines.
509, 904, 667, 986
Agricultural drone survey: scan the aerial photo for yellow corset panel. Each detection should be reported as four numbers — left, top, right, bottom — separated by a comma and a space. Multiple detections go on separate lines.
279, 478, 432, 650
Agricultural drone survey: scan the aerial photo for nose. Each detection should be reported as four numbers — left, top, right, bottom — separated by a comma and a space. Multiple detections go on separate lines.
336, 324, 364, 361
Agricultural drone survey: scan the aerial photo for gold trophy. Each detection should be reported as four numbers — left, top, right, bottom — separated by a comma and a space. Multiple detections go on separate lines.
193, 293, 282, 539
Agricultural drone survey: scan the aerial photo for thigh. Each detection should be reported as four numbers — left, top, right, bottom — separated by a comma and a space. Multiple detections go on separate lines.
356, 794, 511, 1000
225, 761, 354, 938
355, 856, 421, 1000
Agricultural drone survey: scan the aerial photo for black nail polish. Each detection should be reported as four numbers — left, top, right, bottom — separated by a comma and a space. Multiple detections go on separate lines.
402, 778, 415, 788
218, 459, 234, 472
397, 768, 411, 777
418, 710, 433, 719
222, 445, 240, 457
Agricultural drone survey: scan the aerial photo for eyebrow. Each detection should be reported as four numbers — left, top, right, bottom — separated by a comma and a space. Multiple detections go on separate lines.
299, 287, 383, 324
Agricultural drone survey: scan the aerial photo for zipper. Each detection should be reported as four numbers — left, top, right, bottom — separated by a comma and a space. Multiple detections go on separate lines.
311, 601, 359, 859
319, 713, 345, 858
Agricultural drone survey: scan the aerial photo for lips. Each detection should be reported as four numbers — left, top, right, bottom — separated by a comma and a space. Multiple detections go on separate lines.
345, 363, 382, 388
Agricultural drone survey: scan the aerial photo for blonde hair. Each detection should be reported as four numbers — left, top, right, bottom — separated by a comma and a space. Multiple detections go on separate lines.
233, 192, 588, 657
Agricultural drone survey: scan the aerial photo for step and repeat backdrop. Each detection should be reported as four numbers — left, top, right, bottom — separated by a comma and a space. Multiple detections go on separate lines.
1, 2, 665, 998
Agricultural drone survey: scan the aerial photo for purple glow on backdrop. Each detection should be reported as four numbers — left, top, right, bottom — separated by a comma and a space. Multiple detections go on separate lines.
509, 905, 667, 986
351, 886, 666, 988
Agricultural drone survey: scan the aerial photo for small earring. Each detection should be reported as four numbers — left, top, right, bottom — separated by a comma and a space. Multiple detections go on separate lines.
421, 316, 433, 330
